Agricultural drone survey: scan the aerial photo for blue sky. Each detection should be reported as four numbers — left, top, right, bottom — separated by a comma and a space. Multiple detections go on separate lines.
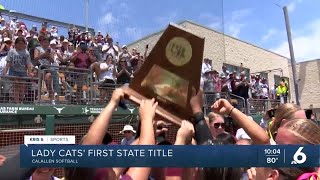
0, 0, 319, 62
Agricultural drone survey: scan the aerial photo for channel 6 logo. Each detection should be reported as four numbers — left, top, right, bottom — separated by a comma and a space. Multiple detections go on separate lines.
291, 147, 307, 164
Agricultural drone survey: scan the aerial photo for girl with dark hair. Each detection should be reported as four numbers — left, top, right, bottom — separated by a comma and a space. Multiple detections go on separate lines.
2, 37, 33, 103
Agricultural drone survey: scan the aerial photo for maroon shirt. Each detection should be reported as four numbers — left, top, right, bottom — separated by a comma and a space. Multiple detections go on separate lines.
74, 52, 90, 69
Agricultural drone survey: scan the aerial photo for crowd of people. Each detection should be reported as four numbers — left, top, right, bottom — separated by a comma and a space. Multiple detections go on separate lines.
0, 87, 319, 180
201, 58, 290, 105
0, 15, 318, 180
0, 16, 148, 105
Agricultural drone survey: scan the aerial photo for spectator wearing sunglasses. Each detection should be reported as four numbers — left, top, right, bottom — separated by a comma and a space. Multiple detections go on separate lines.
120, 125, 136, 145
207, 112, 226, 138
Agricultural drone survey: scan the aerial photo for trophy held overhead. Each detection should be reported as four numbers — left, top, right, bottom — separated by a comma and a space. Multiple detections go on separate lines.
122, 23, 205, 126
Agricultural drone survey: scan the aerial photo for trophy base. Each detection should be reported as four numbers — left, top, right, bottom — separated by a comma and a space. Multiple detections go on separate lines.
121, 85, 183, 126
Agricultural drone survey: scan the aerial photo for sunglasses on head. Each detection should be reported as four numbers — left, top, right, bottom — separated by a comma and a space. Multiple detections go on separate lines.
213, 123, 225, 129
124, 131, 132, 134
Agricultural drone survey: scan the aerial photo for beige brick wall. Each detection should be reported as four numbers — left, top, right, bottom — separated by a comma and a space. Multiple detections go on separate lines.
295, 59, 320, 109
127, 21, 296, 102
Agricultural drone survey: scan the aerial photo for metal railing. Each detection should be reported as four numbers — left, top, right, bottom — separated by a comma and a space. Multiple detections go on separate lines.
38, 65, 93, 105
229, 94, 246, 114
0, 75, 39, 104
247, 98, 281, 115
203, 91, 229, 115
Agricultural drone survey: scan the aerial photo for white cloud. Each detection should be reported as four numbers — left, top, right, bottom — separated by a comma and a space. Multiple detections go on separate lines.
199, 13, 223, 30
225, 8, 252, 38
262, 29, 278, 41
287, 0, 303, 12
100, 12, 116, 25
227, 23, 245, 38
271, 19, 320, 62
96, 0, 145, 43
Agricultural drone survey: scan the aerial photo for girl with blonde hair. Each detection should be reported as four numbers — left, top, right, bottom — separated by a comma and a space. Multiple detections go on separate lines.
267, 103, 306, 143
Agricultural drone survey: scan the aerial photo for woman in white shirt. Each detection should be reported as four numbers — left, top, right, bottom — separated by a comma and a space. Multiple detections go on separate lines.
99, 54, 115, 104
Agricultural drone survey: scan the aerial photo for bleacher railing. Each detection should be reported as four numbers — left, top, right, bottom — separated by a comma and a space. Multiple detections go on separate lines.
230, 94, 246, 114
38, 65, 93, 105
0, 75, 39, 104
2, 66, 281, 117
247, 98, 280, 115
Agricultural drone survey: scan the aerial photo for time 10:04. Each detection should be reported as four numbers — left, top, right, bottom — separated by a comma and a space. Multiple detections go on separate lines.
264, 149, 281, 155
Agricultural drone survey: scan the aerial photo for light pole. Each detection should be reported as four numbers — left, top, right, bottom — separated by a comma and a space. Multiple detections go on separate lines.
85, 0, 89, 32
283, 6, 300, 106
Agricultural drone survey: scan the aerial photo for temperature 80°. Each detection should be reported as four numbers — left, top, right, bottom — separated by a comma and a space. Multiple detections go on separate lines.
267, 157, 279, 163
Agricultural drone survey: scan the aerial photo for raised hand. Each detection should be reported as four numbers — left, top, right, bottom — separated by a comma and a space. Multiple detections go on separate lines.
176, 120, 195, 145
247, 167, 257, 180
0, 154, 6, 166
190, 88, 203, 114
139, 98, 158, 123
211, 99, 233, 115
154, 120, 169, 137
110, 88, 125, 108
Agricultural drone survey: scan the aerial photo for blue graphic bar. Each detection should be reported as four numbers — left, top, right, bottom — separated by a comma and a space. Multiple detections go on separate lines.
20, 145, 320, 168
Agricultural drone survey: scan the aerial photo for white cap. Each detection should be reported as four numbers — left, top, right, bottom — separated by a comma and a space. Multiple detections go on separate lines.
236, 128, 251, 140
50, 39, 57, 45
3, 37, 11, 42
120, 125, 136, 134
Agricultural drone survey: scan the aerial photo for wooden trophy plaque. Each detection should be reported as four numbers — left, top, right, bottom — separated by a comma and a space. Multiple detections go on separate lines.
122, 23, 205, 126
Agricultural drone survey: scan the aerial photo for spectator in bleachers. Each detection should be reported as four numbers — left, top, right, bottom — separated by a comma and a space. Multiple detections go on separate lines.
276, 79, 288, 104
251, 73, 262, 99
99, 54, 115, 104
9, 17, 17, 30
235, 71, 250, 101
114, 57, 132, 85
50, 26, 59, 39
34, 36, 55, 103
2, 37, 33, 103
102, 37, 119, 63
203, 69, 214, 92
260, 78, 269, 99
19, 24, 28, 36
50, 39, 63, 96
201, 58, 212, 76
70, 41, 95, 104
119, 45, 132, 67
120, 125, 136, 145
25, 66, 39, 103
0, 18, 5, 31
220, 65, 230, 77
0, 37, 12, 56
212, 70, 221, 93
27, 33, 39, 65
230, 72, 237, 95
1, 30, 11, 42
221, 75, 231, 93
